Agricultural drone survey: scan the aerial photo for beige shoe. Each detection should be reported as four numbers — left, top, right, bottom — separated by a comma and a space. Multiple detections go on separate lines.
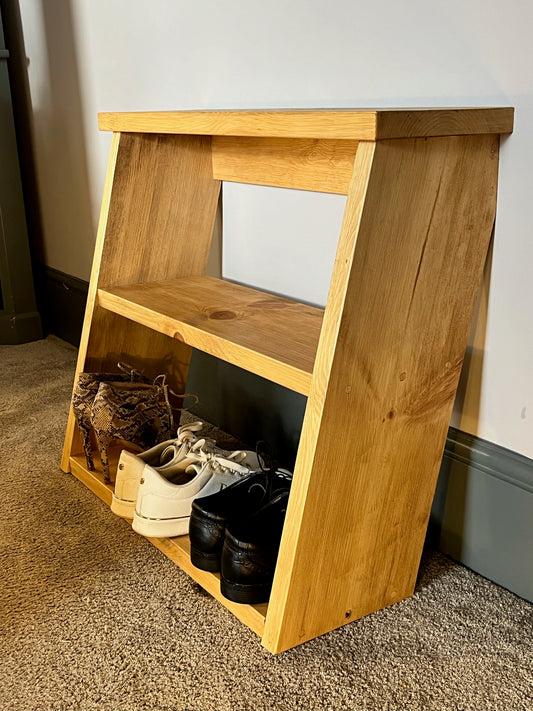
110, 421, 205, 518
132, 449, 261, 538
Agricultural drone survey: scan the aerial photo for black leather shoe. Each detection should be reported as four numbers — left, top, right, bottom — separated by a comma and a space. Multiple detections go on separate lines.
220, 491, 289, 604
189, 468, 291, 572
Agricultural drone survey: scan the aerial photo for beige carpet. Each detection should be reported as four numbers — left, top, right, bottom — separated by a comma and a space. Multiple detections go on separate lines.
0, 336, 532, 711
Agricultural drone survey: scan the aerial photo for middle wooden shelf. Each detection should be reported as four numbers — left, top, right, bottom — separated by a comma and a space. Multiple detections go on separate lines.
97, 275, 324, 395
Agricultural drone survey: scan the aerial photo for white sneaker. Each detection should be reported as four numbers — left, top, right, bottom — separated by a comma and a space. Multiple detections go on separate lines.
111, 421, 206, 518
132, 450, 260, 538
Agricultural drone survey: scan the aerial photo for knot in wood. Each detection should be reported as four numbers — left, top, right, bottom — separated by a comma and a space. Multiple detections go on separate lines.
209, 310, 236, 320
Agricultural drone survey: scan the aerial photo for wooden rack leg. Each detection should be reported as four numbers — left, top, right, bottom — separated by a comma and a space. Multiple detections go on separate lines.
264, 134, 500, 653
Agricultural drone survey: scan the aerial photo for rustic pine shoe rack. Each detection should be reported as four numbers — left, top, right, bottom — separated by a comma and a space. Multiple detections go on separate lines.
62, 108, 514, 653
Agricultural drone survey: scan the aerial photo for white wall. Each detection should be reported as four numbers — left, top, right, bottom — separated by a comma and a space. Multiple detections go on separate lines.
18, 0, 533, 459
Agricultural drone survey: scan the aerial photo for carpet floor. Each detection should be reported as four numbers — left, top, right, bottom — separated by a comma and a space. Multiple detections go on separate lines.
0, 336, 532, 711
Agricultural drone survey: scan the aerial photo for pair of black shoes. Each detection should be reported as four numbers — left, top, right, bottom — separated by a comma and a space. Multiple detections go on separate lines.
189, 467, 292, 604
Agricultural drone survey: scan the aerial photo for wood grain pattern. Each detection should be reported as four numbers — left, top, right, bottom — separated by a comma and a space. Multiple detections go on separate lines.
375, 108, 514, 139
97, 276, 324, 396
98, 108, 513, 140
263, 134, 500, 653
98, 133, 220, 288
212, 137, 358, 193
89, 132, 220, 380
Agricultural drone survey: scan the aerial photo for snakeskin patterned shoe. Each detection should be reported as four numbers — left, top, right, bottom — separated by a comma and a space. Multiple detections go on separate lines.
90, 375, 174, 483
71, 364, 147, 471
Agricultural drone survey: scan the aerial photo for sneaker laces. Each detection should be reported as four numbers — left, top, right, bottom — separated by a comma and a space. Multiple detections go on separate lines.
117, 361, 147, 382
213, 451, 253, 475
175, 421, 203, 443
187, 448, 253, 477
159, 435, 213, 464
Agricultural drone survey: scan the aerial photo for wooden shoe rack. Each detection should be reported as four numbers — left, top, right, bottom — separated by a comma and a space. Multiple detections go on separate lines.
61, 108, 514, 653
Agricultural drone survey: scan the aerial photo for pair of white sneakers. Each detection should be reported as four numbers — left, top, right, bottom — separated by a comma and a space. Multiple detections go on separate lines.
110, 421, 261, 538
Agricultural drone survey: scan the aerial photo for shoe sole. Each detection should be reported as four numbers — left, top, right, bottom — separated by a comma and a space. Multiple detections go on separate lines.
110, 494, 135, 519
190, 545, 221, 572
132, 512, 190, 538
220, 577, 272, 604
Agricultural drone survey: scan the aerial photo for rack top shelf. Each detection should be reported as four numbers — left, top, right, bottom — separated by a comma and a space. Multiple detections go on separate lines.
98, 107, 514, 140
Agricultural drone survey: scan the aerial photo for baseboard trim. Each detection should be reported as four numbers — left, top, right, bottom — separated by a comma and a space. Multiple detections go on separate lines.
443, 427, 533, 494
40, 265, 88, 346
431, 427, 533, 602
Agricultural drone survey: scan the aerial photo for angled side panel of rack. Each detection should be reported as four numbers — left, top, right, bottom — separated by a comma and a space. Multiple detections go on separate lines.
264, 133, 501, 653
61, 132, 122, 470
